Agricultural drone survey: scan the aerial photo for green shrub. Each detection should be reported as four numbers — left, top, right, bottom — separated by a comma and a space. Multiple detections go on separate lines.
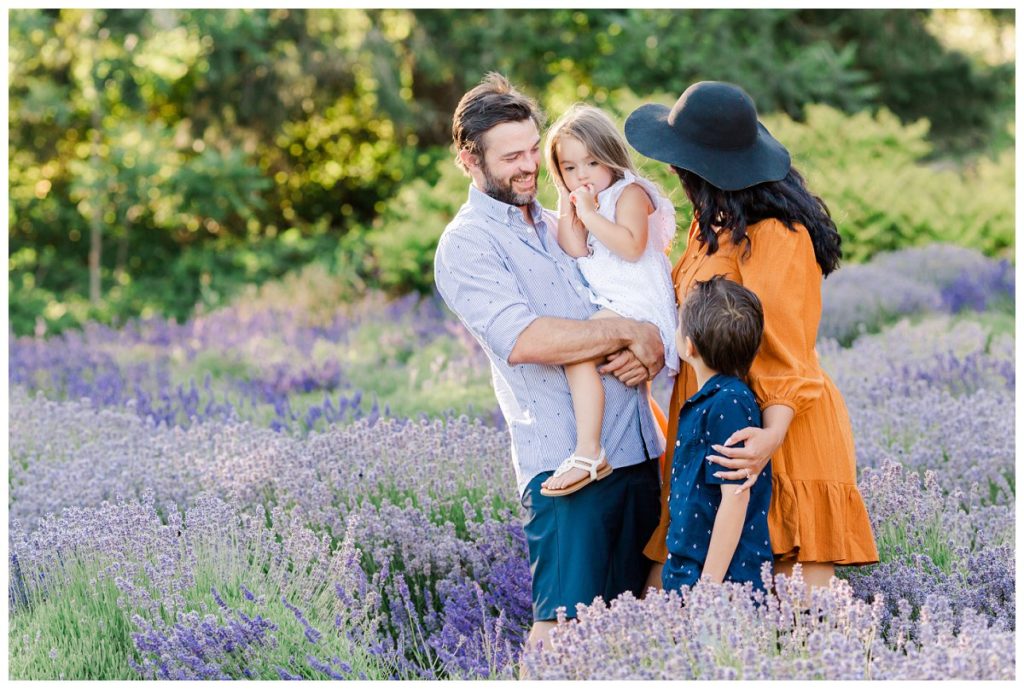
353, 160, 471, 295
351, 97, 1013, 298
762, 105, 1014, 261
9, 227, 343, 336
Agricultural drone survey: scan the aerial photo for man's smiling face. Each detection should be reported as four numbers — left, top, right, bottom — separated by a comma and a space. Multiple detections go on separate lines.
474, 119, 542, 207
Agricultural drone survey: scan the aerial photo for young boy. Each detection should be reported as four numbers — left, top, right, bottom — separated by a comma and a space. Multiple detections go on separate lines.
662, 276, 773, 593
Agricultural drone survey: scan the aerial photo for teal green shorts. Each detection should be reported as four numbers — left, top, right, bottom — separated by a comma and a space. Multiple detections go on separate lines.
520, 458, 660, 621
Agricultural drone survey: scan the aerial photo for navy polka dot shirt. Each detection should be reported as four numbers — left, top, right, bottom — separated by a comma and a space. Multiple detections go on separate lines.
662, 374, 773, 593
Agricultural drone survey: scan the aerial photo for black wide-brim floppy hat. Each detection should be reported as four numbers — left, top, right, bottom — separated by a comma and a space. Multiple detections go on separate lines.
625, 81, 791, 192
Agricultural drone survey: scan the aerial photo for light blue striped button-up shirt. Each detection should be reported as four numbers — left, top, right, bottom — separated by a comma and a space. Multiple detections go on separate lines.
434, 184, 664, 497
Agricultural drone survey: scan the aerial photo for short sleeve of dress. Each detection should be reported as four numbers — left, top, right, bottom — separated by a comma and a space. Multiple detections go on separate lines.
643, 183, 678, 253
702, 393, 758, 486
433, 227, 539, 364
737, 220, 825, 416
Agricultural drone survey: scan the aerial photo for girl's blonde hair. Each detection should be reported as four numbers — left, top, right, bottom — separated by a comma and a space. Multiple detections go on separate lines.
545, 104, 639, 189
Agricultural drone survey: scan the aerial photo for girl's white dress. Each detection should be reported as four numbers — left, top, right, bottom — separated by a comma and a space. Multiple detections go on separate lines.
577, 170, 680, 375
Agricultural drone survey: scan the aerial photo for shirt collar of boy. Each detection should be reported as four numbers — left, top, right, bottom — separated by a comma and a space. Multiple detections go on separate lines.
467, 184, 544, 233
683, 372, 738, 407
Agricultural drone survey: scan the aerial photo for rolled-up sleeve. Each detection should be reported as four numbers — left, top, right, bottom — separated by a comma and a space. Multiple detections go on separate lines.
434, 227, 539, 364
738, 220, 825, 416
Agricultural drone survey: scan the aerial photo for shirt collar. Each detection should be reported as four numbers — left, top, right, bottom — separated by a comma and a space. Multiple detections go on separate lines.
467, 183, 544, 231
684, 373, 738, 407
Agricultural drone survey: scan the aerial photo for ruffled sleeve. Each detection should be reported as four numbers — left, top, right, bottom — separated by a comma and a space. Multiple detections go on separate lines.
630, 174, 677, 253
738, 220, 825, 416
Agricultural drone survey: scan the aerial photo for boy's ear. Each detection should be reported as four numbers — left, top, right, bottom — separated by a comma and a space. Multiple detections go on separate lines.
684, 335, 696, 359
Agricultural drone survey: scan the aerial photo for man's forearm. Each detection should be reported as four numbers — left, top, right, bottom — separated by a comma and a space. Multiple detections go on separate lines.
508, 316, 635, 367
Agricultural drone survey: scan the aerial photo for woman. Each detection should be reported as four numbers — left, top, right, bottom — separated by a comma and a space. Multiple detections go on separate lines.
624, 81, 878, 592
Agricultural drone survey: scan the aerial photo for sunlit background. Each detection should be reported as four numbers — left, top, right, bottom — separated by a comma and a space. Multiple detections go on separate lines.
7, 9, 1017, 681
8, 8, 1015, 336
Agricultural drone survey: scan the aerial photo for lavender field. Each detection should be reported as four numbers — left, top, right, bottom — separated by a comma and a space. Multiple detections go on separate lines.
8, 244, 1015, 680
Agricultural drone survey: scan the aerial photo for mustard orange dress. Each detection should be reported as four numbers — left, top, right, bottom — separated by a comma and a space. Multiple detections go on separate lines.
644, 217, 879, 566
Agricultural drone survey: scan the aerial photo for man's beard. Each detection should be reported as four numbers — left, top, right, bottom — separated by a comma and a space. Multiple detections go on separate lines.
482, 163, 537, 207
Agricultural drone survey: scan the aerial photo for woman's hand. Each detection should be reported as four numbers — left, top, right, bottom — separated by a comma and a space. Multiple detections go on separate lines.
708, 405, 793, 493
706, 426, 782, 493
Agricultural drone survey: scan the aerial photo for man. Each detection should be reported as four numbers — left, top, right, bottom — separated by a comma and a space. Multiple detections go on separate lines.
433, 73, 665, 652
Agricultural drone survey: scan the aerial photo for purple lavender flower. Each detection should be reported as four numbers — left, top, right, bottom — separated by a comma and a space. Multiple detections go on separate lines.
8, 244, 1015, 680
130, 587, 278, 680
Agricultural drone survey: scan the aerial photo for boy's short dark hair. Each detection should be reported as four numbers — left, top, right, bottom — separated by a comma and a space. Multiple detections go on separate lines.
680, 276, 764, 380
451, 72, 545, 174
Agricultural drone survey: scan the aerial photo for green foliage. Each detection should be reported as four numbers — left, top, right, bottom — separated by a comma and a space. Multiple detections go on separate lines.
7, 8, 1015, 334
8, 560, 136, 680
8, 228, 344, 336
8, 8, 433, 335
354, 156, 468, 295
341, 320, 498, 419
335, 101, 1013, 297
806, 9, 1014, 156
405, 9, 1011, 155
762, 105, 1015, 260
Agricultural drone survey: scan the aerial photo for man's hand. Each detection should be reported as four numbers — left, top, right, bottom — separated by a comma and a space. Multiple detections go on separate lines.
599, 349, 649, 387
509, 315, 663, 372
627, 321, 665, 378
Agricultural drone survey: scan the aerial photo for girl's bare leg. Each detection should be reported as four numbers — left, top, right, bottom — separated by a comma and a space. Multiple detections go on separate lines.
541, 309, 618, 491
541, 359, 605, 490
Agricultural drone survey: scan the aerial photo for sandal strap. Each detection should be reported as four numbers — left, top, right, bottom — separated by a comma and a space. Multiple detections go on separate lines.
551, 448, 606, 480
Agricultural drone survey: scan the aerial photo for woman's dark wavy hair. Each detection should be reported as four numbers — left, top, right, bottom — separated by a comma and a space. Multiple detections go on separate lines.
673, 166, 843, 277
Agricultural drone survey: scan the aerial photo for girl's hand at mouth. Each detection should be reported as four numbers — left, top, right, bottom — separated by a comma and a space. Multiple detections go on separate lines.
569, 184, 599, 216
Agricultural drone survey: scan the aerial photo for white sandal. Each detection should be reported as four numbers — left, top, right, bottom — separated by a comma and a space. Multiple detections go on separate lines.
540, 448, 612, 497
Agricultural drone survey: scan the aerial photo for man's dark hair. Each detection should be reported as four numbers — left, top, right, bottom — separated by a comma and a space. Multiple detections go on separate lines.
451, 72, 544, 173
680, 276, 764, 381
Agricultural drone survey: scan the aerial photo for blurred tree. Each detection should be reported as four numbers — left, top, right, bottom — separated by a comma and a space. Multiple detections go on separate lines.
798, 9, 1013, 154
395, 8, 1009, 153
7, 8, 1014, 335
9, 8, 425, 332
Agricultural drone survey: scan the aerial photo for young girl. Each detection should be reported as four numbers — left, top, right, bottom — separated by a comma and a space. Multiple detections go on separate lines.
540, 104, 678, 497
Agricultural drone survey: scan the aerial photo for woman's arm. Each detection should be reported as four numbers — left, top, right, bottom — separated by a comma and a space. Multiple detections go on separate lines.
702, 486, 750, 583
708, 404, 794, 491
574, 183, 652, 262
708, 221, 823, 492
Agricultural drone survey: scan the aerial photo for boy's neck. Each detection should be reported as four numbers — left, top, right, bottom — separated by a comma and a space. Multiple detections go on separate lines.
690, 359, 719, 391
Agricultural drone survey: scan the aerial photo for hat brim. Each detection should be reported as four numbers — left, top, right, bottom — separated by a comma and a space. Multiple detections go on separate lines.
625, 103, 791, 192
